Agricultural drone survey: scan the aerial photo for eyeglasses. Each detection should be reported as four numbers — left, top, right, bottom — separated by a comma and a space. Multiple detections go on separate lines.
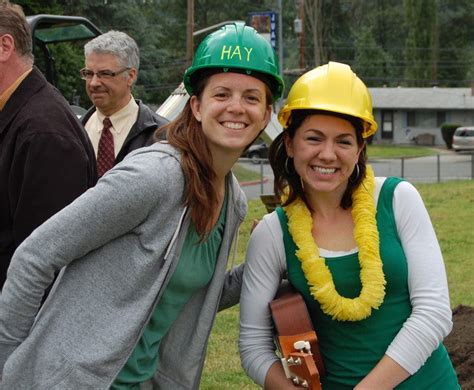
79, 67, 131, 80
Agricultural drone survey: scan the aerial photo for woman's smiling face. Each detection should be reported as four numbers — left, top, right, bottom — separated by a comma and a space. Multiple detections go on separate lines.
285, 113, 362, 197
190, 72, 271, 158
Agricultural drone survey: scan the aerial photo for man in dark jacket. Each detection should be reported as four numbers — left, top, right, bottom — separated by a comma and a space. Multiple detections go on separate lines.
80, 30, 168, 177
0, 1, 97, 288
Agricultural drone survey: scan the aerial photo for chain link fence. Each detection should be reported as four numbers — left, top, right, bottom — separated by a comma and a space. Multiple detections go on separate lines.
239, 153, 474, 201
369, 153, 474, 183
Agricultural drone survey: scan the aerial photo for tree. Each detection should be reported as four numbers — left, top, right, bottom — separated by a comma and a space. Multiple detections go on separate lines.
404, 0, 438, 86
350, 0, 406, 86
18, 0, 474, 103
437, 0, 474, 86
352, 26, 393, 86
304, 0, 325, 67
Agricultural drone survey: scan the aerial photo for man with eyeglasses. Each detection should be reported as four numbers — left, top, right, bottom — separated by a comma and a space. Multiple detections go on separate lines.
0, 1, 97, 289
81, 30, 168, 177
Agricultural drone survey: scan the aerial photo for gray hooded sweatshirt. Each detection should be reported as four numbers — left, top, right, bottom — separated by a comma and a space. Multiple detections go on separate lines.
0, 143, 246, 389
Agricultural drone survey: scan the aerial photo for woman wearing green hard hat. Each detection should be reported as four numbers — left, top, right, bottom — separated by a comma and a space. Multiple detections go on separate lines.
0, 23, 282, 389
240, 62, 459, 389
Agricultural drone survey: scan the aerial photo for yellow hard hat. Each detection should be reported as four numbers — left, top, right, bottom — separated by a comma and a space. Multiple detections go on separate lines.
278, 62, 377, 138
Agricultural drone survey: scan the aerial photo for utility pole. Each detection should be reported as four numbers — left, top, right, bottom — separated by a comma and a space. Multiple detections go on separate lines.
299, 0, 305, 71
278, 0, 283, 78
186, 0, 194, 67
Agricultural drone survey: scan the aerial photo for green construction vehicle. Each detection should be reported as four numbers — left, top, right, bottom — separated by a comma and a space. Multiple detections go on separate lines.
26, 14, 102, 114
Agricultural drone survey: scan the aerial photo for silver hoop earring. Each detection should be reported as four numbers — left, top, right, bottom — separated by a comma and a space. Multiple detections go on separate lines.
276, 141, 285, 156
284, 157, 295, 175
350, 163, 360, 183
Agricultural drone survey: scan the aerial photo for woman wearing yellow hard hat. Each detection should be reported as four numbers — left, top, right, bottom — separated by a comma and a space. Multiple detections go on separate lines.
240, 62, 459, 389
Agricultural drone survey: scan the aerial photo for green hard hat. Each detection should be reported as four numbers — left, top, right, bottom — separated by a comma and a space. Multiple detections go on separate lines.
183, 22, 284, 100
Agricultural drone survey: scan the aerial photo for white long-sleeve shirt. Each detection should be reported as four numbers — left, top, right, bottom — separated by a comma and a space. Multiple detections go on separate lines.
239, 177, 453, 386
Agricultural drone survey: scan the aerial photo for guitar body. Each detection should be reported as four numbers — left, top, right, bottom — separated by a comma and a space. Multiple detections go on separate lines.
270, 285, 325, 389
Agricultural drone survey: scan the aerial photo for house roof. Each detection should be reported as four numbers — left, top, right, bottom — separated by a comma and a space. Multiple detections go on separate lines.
369, 87, 474, 110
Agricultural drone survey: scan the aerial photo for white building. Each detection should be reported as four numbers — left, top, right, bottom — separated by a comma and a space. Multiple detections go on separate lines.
370, 87, 474, 145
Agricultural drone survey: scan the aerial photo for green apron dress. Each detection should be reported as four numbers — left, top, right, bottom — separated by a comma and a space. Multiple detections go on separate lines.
276, 177, 459, 389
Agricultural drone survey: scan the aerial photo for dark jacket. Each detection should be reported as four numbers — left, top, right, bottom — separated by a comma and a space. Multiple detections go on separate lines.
0, 67, 97, 288
81, 99, 168, 165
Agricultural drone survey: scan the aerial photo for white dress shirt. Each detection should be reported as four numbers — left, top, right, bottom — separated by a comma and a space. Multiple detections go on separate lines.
85, 97, 139, 158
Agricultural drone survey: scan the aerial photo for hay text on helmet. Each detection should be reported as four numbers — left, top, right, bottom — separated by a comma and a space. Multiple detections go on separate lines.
278, 62, 377, 138
183, 22, 284, 100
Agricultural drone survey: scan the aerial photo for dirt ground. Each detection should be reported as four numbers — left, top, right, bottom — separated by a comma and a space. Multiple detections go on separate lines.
444, 305, 474, 389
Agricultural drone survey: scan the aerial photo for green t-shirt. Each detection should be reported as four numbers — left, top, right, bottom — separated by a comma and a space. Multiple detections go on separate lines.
112, 194, 228, 389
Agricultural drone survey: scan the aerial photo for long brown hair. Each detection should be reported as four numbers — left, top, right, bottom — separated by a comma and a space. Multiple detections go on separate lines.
156, 98, 217, 240
157, 71, 273, 239
269, 109, 367, 211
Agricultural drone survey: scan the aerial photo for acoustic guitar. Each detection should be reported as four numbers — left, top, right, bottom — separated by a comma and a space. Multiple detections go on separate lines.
270, 285, 325, 389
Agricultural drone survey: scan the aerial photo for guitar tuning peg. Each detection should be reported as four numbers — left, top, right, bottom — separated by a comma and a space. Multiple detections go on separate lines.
301, 380, 309, 388
294, 340, 311, 352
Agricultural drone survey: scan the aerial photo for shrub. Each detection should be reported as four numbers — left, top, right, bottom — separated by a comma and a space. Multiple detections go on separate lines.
440, 123, 460, 149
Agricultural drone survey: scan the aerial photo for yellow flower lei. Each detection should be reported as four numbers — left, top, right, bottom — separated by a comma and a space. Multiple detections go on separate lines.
283, 165, 386, 321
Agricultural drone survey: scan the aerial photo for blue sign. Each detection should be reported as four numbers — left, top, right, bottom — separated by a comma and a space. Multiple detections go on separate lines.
248, 11, 278, 50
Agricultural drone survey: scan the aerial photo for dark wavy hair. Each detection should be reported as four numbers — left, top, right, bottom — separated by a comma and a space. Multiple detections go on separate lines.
269, 109, 367, 211
156, 71, 272, 240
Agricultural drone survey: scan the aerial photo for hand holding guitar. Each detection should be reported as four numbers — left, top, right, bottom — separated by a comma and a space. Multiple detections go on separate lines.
270, 286, 325, 389
280, 340, 321, 389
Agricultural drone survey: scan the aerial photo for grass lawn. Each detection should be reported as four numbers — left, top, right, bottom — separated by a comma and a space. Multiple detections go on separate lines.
200, 179, 474, 389
415, 180, 474, 307
367, 144, 439, 159
232, 163, 261, 183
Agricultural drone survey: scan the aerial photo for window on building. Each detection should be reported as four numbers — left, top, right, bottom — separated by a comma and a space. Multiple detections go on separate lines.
381, 110, 394, 140
407, 111, 416, 126
419, 111, 436, 127
437, 111, 446, 127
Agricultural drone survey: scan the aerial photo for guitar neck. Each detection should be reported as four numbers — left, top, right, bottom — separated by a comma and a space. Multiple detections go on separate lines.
270, 286, 325, 389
